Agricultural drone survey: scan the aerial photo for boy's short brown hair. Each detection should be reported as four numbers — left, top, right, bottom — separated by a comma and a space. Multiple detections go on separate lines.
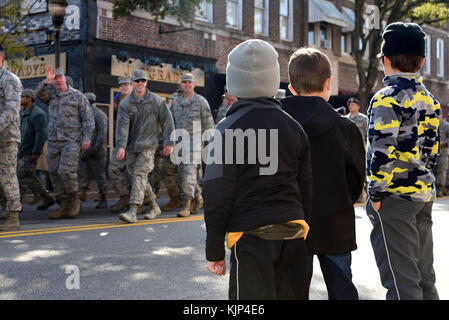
385, 54, 424, 73
288, 47, 332, 94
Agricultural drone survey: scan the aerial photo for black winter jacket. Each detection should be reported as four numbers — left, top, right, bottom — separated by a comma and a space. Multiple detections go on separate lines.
281, 95, 365, 255
204, 98, 313, 262
19, 103, 48, 159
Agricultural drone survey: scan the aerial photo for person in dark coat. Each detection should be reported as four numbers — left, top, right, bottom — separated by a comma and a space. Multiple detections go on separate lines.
204, 39, 313, 300
281, 47, 365, 300
18, 89, 55, 211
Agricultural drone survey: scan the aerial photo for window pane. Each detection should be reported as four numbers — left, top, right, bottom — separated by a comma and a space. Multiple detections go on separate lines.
320, 26, 327, 40
227, 1, 237, 26
341, 34, 347, 53
255, 9, 263, 34
255, 0, 264, 8
280, 16, 288, 40
308, 25, 315, 45
280, 0, 289, 16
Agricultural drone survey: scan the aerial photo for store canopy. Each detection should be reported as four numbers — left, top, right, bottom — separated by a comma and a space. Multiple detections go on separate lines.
309, 0, 347, 27
341, 7, 355, 32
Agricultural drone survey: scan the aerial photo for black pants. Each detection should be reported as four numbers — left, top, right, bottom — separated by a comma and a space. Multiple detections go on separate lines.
229, 233, 308, 300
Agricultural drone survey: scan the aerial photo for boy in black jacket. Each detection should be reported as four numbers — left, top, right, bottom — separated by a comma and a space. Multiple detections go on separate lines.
281, 48, 365, 300
203, 39, 313, 300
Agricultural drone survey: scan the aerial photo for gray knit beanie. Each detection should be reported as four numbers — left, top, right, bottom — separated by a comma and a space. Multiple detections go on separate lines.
226, 39, 280, 99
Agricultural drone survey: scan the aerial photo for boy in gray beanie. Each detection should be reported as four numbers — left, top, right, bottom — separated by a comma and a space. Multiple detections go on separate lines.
204, 39, 313, 299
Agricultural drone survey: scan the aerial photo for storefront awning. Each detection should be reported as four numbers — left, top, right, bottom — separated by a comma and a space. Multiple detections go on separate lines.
309, 0, 347, 28
341, 7, 355, 32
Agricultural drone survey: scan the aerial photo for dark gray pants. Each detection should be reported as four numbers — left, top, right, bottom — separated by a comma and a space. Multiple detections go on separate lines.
366, 196, 439, 300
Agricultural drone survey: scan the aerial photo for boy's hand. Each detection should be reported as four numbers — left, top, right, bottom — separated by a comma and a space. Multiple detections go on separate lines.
372, 201, 381, 211
207, 260, 226, 276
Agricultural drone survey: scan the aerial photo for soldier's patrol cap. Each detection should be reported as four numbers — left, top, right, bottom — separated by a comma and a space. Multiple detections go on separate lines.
85, 92, 96, 102
55, 68, 65, 76
181, 73, 195, 82
22, 89, 36, 99
131, 70, 148, 81
118, 76, 132, 85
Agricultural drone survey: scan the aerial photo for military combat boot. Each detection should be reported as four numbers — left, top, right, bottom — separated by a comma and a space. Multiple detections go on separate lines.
177, 198, 192, 217
119, 204, 138, 223
37, 191, 56, 211
191, 193, 203, 215
162, 196, 183, 211
95, 193, 108, 209
0, 201, 8, 219
79, 187, 89, 201
66, 195, 81, 218
110, 195, 130, 213
48, 199, 68, 219
144, 199, 161, 220
0, 211, 20, 231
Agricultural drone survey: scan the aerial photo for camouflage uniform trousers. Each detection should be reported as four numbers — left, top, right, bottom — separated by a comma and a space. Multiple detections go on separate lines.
178, 161, 202, 200
161, 155, 180, 199
435, 153, 449, 188
47, 141, 81, 200
149, 152, 161, 194
0, 142, 21, 212
17, 155, 46, 200
79, 153, 108, 195
127, 149, 156, 205
108, 148, 130, 197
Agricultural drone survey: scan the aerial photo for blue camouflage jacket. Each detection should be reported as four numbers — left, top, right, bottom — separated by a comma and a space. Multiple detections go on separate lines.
367, 73, 440, 202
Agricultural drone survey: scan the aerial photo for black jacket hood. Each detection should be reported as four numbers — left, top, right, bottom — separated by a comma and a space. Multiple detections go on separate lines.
281, 95, 339, 137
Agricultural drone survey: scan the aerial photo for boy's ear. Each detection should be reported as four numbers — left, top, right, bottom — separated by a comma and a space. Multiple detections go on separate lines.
420, 57, 425, 68
324, 77, 332, 91
288, 84, 299, 96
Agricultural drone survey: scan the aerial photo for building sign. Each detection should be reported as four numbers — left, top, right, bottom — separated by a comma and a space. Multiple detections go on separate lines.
5, 53, 67, 80
111, 55, 205, 87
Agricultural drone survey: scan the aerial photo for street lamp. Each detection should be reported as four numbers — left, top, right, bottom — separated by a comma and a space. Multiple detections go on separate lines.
48, 0, 68, 68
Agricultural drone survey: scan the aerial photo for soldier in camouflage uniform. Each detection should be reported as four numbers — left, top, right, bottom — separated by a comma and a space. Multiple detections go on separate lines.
79, 92, 108, 208
0, 45, 23, 231
37, 66, 94, 219
115, 70, 174, 223
170, 73, 214, 217
366, 22, 439, 300
215, 91, 237, 124
160, 89, 184, 211
345, 97, 368, 202
345, 97, 368, 148
17, 89, 55, 211
435, 114, 449, 196
109, 76, 133, 213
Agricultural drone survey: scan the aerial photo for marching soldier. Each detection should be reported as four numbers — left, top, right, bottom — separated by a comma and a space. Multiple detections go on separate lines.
109, 76, 133, 213
17, 89, 55, 211
170, 73, 214, 217
37, 66, 94, 219
345, 97, 368, 147
0, 45, 23, 231
115, 70, 174, 223
79, 92, 108, 208
435, 114, 449, 196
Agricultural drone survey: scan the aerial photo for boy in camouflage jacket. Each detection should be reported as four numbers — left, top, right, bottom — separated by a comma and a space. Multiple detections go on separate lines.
366, 22, 440, 300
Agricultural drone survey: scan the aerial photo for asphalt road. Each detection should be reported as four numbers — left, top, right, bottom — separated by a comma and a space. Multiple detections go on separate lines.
0, 196, 448, 300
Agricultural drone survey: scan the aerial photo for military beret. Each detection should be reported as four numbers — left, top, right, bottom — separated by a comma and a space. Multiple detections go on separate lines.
131, 70, 148, 81
85, 92, 96, 102
181, 73, 195, 82
378, 22, 426, 58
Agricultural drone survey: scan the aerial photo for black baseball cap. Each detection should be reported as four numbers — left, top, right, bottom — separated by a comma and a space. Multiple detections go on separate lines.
378, 22, 426, 58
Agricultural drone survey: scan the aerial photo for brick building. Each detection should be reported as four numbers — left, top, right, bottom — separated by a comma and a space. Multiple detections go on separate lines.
6, 0, 449, 148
